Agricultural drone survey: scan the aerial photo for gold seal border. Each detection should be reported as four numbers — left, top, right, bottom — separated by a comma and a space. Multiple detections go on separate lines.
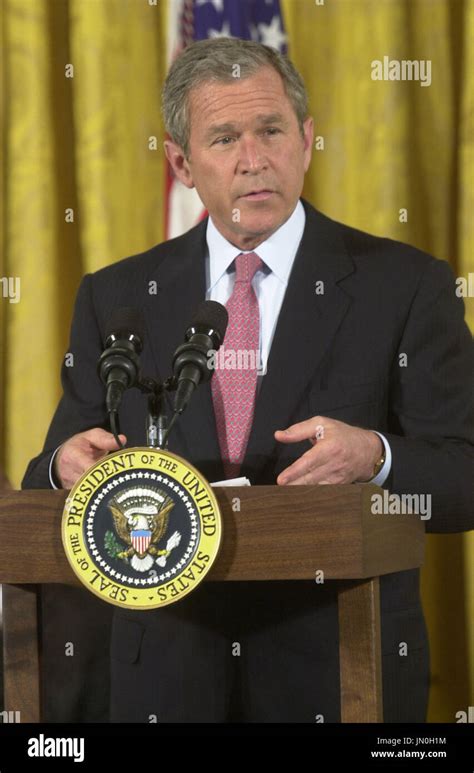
62, 447, 222, 610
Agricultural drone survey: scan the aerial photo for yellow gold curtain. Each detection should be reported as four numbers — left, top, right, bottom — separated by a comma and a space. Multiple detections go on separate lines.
1, 0, 472, 721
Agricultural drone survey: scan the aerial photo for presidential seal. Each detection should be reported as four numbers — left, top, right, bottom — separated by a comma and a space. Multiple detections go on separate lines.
62, 448, 222, 609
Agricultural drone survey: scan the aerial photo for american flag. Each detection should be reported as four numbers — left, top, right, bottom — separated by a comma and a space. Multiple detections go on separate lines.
165, 0, 288, 239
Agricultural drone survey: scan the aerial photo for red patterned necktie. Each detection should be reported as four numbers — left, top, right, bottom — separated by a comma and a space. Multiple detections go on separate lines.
211, 252, 263, 479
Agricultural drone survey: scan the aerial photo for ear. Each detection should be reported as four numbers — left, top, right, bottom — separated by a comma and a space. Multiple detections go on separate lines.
164, 139, 195, 189
302, 116, 314, 173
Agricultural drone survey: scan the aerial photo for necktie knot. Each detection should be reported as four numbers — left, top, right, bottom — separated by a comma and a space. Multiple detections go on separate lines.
234, 251, 263, 284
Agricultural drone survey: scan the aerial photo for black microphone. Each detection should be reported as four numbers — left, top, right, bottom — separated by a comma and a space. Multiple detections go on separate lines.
98, 307, 145, 414
172, 301, 228, 415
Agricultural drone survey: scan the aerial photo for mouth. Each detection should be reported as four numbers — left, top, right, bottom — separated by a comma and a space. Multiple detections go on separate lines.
239, 190, 275, 201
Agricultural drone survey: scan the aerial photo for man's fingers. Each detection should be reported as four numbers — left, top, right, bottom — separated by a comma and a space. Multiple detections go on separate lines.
55, 429, 127, 488
278, 459, 336, 486
82, 428, 127, 451
275, 418, 325, 444
275, 417, 379, 486
285, 470, 334, 485
57, 445, 103, 480
55, 448, 95, 488
277, 446, 332, 485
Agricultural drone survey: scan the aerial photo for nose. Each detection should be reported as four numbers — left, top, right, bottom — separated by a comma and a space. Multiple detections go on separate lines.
237, 134, 268, 174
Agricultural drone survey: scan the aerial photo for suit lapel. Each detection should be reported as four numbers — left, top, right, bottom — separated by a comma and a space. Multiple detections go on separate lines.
142, 220, 223, 475
141, 200, 355, 483
242, 200, 355, 479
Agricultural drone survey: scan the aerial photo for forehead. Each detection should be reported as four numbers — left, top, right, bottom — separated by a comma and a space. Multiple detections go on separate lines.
187, 67, 295, 131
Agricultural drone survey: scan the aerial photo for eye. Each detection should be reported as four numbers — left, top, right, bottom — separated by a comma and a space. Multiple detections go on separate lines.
214, 136, 235, 145
264, 127, 280, 135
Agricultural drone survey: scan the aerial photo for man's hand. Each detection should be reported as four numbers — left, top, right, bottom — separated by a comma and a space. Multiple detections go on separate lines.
274, 416, 383, 485
54, 428, 127, 489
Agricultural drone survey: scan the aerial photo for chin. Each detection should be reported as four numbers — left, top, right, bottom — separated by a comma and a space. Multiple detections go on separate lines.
242, 213, 280, 233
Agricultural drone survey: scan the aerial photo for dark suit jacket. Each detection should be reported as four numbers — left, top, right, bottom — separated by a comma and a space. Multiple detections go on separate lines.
22, 199, 474, 722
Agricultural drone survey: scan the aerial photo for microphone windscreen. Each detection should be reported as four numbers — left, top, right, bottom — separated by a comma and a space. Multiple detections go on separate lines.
190, 300, 228, 342
104, 307, 146, 344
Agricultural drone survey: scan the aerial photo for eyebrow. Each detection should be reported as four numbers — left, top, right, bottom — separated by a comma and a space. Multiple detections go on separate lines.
204, 113, 288, 140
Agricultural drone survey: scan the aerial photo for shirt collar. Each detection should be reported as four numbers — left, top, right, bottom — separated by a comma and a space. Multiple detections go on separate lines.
206, 199, 306, 291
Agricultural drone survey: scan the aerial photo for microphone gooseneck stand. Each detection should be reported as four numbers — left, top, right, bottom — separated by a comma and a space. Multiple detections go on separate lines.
108, 373, 180, 451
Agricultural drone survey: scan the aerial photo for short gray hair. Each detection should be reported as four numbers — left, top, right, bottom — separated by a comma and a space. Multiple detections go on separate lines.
162, 38, 308, 158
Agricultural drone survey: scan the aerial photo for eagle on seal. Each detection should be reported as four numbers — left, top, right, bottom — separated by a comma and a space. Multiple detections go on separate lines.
108, 485, 181, 572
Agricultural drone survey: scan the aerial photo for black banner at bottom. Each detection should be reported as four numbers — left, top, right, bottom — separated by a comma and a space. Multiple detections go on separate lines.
0, 722, 472, 769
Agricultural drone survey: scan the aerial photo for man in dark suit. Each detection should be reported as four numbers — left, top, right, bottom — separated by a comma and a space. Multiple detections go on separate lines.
23, 38, 473, 723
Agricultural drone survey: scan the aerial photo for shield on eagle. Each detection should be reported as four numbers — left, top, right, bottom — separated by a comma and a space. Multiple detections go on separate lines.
131, 528, 152, 555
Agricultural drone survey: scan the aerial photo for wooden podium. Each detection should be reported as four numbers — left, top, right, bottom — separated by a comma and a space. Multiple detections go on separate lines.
0, 484, 425, 723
